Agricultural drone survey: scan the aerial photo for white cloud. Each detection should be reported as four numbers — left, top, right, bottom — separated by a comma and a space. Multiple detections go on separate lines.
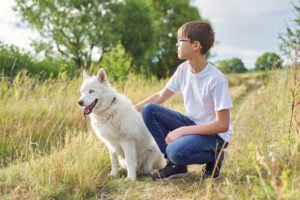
214, 45, 262, 57
0, 23, 39, 50
0, 0, 16, 23
0, 0, 39, 51
210, 45, 263, 68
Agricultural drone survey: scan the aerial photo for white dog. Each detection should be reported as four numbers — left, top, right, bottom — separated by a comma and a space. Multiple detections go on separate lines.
78, 68, 165, 180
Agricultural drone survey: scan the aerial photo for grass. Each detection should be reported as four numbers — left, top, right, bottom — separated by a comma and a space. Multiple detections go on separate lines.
0, 66, 299, 199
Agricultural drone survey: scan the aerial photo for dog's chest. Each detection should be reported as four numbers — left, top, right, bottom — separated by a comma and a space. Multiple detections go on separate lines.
90, 118, 122, 140
90, 120, 127, 155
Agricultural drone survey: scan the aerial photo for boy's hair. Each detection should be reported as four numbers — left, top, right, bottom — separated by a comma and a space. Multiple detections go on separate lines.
178, 21, 215, 55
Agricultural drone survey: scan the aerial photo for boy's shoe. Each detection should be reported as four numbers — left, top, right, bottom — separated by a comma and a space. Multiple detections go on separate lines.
151, 161, 188, 180
200, 151, 227, 181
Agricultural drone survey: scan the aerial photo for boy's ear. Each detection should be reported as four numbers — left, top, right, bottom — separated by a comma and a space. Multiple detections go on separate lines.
193, 41, 202, 51
97, 68, 107, 84
83, 70, 89, 81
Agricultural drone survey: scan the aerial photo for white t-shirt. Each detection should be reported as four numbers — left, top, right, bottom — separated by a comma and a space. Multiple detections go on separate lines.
166, 61, 233, 142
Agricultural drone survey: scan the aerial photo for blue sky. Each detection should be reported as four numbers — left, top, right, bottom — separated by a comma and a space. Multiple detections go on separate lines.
0, 0, 296, 69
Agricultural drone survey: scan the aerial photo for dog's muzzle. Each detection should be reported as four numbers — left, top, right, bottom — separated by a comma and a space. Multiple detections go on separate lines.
78, 100, 84, 106
78, 99, 98, 120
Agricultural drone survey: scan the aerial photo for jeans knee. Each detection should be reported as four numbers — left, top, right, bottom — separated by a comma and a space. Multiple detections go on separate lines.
141, 103, 157, 120
166, 144, 187, 165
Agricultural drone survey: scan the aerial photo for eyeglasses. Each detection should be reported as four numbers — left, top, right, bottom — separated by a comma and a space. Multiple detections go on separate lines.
177, 39, 193, 43
177, 39, 202, 48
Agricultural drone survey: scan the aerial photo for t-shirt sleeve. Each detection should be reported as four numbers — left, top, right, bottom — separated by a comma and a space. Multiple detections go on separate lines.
166, 66, 181, 93
211, 79, 233, 111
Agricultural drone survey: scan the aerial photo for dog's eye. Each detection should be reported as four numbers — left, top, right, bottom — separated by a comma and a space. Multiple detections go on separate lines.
89, 90, 95, 94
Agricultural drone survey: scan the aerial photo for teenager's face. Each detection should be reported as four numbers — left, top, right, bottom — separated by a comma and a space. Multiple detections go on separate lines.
176, 37, 194, 59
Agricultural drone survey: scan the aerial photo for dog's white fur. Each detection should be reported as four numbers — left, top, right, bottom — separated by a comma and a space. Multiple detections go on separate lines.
78, 68, 165, 180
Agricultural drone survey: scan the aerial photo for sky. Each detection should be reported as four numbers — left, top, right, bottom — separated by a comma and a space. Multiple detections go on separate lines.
192, 0, 296, 68
0, 0, 296, 69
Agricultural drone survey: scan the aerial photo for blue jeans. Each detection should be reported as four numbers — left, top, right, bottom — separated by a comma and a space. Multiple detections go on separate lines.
142, 103, 228, 165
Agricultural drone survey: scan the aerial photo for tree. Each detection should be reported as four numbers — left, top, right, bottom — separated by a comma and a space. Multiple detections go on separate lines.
216, 58, 247, 74
255, 52, 282, 71
14, 0, 155, 70
145, 0, 204, 77
14, 0, 206, 77
109, 0, 155, 73
279, 0, 300, 57
14, 0, 115, 68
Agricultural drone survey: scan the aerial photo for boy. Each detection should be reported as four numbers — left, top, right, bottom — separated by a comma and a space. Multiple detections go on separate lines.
135, 21, 233, 181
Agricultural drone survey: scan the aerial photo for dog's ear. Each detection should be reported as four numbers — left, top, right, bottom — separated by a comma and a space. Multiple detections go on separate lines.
83, 70, 89, 81
97, 68, 107, 84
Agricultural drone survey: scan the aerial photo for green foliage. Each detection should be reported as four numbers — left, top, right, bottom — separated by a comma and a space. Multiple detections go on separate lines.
101, 42, 133, 81
0, 44, 57, 78
216, 57, 248, 73
14, 0, 205, 77
255, 52, 283, 71
110, 0, 155, 73
0, 43, 77, 79
279, 0, 300, 57
14, 0, 117, 68
13, 0, 156, 72
146, 0, 204, 77
0, 44, 33, 77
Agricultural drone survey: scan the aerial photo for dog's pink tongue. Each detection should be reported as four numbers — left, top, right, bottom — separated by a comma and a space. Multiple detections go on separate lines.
82, 103, 93, 120
82, 109, 87, 120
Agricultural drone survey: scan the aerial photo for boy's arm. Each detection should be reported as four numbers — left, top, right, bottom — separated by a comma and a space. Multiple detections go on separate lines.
165, 109, 230, 144
135, 87, 175, 112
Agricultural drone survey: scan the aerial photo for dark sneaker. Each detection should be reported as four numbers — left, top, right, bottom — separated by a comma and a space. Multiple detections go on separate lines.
200, 151, 227, 181
151, 161, 188, 180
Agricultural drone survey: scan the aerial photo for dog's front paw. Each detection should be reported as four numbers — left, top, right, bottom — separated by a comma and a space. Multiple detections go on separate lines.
109, 169, 119, 177
126, 175, 136, 180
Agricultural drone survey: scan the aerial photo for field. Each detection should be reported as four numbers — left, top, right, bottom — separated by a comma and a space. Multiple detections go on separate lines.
0, 67, 299, 200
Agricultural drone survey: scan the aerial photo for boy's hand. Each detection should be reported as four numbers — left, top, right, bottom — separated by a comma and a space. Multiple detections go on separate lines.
135, 105, 141, 112
165, 127, 185, 144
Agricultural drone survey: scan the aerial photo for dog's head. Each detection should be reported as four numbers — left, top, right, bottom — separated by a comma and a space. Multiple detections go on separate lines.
78, 68, 116, 120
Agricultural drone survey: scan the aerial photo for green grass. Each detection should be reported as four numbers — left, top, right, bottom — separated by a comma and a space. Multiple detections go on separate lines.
0, 68, 299, 199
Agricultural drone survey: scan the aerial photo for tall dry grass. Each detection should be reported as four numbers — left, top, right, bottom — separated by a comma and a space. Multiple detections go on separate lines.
0, 66, 299, 199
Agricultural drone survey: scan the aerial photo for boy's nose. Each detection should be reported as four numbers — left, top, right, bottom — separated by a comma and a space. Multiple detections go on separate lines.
78, 100, 84, 106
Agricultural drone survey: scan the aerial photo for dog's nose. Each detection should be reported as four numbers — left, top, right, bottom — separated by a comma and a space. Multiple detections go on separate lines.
78, 100, 84, 106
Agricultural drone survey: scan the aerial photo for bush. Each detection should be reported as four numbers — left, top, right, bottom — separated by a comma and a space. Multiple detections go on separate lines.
216, 57, 248, 73
0, 44, 77, 79
101, 42, 134, 81
255, 52, 282, 71
0, 44, 34, 77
